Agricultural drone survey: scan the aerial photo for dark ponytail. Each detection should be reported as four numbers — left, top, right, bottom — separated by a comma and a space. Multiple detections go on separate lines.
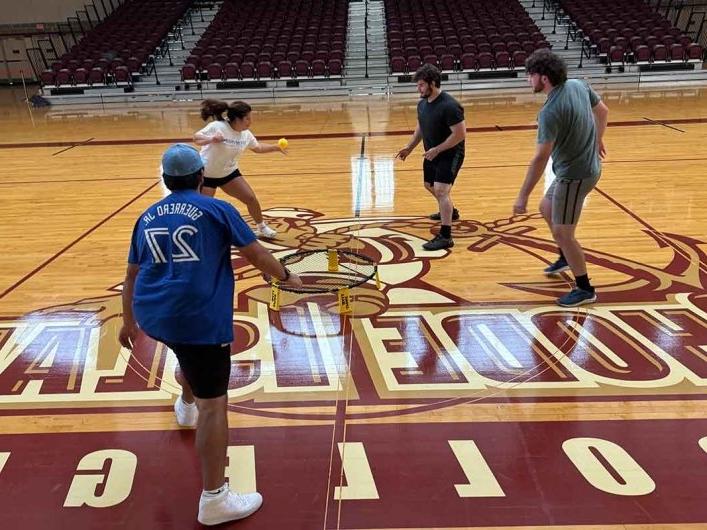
200, 99, 228, 121
200, 99, 252, 123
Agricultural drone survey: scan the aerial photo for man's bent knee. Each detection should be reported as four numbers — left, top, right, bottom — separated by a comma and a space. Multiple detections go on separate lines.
552, 224, 576, 243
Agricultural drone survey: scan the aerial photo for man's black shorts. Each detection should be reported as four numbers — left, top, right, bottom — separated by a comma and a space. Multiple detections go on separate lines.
203, 168, 242, 189
165, 341, 231, 399
423, 150, 464, 185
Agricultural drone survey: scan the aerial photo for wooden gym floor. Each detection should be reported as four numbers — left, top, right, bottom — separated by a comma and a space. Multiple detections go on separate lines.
0, 85, 705, 529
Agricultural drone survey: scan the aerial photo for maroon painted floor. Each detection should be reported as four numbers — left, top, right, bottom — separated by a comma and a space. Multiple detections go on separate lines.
1, 207, 706, 528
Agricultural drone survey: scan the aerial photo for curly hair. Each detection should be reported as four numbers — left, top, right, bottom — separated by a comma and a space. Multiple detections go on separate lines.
412, 63, 442, 87
525, 49, 567, 86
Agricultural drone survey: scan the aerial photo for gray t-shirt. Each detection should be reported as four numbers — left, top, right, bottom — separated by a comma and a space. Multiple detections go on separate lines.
537, 79, 602, 180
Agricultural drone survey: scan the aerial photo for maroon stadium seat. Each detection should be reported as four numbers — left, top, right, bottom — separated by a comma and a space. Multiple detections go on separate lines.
56, 69, 72, 86
73, 68, 89, 85
206, 63, 223, 80
40, 70, 56, 87
294, 59, 310, 77
181, 63, 197, 82
328, 58, 343, 76
257, 61, 274, 79
223, 62, 240, 80
311, 59, 326, 76
240, 62, 255, 79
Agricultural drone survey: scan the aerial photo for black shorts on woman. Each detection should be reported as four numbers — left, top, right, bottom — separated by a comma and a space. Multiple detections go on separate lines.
202, 168, 242, 189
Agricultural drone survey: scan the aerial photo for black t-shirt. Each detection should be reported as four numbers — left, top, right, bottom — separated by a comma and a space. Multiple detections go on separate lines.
417, 91, 465, 157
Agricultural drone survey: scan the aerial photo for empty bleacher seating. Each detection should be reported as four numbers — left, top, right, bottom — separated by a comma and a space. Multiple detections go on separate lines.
181, 0, 348, 82
385, 0, 549, 74
560, 0, 704, 67
40, 0, 189, 89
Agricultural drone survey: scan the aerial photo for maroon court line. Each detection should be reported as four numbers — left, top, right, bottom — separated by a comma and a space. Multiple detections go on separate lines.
592, 185, 707, 277
2, 388, 707, 421
1, 116, 705, 150
0, 176, 163, 185
51, 137, 94, 156
3, 156, 707, 186
0, 182, 160, 300
642, 117, 685, 133
594, 185, 667, 237
0, 392, 705, 418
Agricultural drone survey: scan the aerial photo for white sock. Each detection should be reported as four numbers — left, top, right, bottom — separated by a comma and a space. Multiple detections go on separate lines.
203, 483, 227, 497
257, 221, 267, 229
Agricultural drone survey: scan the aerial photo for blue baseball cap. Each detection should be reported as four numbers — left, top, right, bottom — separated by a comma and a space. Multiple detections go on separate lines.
161, 143, 204, 177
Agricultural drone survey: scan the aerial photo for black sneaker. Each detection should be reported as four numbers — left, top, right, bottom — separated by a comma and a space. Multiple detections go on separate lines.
429, 208, 460, 221
543, 258, 570, 276
422, 234, 454, 251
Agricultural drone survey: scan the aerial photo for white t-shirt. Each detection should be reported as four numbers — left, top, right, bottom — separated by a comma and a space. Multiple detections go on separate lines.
197, 120, 258, 178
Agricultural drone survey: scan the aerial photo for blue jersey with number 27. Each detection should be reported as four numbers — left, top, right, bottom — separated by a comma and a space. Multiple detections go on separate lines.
128, 189, 256, 345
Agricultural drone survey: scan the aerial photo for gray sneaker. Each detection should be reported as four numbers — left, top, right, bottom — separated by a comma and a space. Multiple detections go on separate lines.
557, 288, 597, 307
544, 258, 570, 276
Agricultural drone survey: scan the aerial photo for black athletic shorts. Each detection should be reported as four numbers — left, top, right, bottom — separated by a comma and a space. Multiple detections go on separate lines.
423, 150, 464, 185
165, 341, 231, 399
203, 168, 242, 189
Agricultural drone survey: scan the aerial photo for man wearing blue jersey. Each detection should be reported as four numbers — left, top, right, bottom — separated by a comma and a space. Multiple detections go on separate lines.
513, 49, 609, 307
118, 144, 301, 526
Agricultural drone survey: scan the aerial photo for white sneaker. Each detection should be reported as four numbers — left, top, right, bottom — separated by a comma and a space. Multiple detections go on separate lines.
255, 223, 277, 239
173, 396, 198, 427
197, 488, 263, 526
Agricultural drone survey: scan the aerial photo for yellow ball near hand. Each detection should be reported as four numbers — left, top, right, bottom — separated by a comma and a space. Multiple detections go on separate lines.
278, 138, 288, 149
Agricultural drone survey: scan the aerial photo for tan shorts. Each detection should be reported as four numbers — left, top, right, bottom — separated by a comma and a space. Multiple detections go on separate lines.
545, 174, 600, 225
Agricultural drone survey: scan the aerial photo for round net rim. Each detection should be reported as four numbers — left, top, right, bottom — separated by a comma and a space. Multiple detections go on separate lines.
269, 249, 378, 294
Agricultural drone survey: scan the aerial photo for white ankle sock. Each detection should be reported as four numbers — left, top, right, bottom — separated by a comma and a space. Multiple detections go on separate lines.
203, 483, 227, 497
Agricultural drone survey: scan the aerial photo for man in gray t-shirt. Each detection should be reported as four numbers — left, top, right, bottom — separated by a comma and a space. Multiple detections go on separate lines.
513, 49, 609, 307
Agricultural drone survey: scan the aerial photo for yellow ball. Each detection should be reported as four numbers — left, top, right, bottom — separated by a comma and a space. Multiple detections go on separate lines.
278, 137, 288, 149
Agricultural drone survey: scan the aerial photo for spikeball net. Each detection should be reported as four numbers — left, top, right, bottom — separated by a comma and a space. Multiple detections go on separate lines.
267, 248, 379, 313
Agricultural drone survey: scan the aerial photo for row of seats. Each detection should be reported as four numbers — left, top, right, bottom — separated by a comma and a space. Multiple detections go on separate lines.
182, 0, 347, 82
50, 51, 144, 74
182, 58, 343, 81
41, 0, 189, 88
40, 66, 132, 88
385, 0, 548, 73
560, 0, 704, 65
391, 50, 532, 74
608, 42, 703, 66
195, 0, 347, 49
185, 49, 345, 70
390, 37, 549, 73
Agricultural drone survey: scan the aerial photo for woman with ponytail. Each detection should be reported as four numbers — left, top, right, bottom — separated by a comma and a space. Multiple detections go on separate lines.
193, 99, 285, 238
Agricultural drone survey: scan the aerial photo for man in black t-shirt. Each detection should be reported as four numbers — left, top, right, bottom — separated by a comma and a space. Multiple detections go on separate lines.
396, 64, 466, 251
